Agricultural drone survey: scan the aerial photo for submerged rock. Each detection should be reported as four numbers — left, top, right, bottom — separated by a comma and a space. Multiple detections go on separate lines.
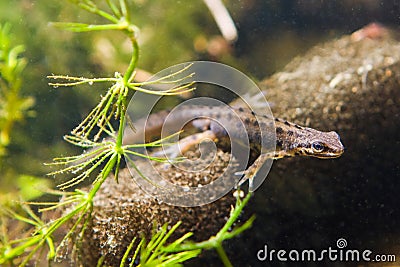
236, 27, 400, 265
78, 150, 236, 266
76, 28, 400, 265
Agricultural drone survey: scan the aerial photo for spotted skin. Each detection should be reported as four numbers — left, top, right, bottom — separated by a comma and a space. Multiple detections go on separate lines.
123, 105, 344, 190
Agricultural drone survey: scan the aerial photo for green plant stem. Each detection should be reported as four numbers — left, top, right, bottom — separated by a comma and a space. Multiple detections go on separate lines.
90, 154, 117, 198
2, 235, 42, 262
2, 155, 114, 263
106, 0, 121, 17
215, 244, 233, 267
116, 100, 126, 149
119, 0, 129, 21
78, 2, 118, 24
164, 192, 253, 266
123, 37, 139, 84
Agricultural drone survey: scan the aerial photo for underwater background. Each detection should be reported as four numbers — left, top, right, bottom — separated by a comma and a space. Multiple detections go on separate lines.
1, 0, 399, 266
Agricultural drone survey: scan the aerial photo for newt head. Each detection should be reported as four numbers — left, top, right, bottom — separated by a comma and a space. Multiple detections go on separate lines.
299, 130, 345, 159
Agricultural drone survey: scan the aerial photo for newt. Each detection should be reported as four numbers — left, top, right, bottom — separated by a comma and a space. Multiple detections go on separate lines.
123, 105, 344, 191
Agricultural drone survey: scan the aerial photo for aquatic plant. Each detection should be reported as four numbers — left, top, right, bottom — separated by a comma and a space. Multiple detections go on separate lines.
0, 23, 34, 158
0, 1, 254, 266
119, 192, 254, 267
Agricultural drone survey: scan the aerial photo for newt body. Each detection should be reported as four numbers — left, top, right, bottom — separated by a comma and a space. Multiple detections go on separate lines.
124, 105, 344, 190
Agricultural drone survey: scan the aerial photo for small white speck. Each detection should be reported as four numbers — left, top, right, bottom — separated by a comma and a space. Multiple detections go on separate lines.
233, 190, 244, 198
182, 186, 190, 192
329, 73, 352, 88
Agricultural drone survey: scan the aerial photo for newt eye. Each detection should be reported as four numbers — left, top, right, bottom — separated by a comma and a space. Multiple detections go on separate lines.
312, 142, 325, 152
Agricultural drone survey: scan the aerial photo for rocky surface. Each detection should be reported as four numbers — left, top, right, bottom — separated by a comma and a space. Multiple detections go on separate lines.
234, 27, 400, 265
78, 150, 237, 266
77, 29, 400, 266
